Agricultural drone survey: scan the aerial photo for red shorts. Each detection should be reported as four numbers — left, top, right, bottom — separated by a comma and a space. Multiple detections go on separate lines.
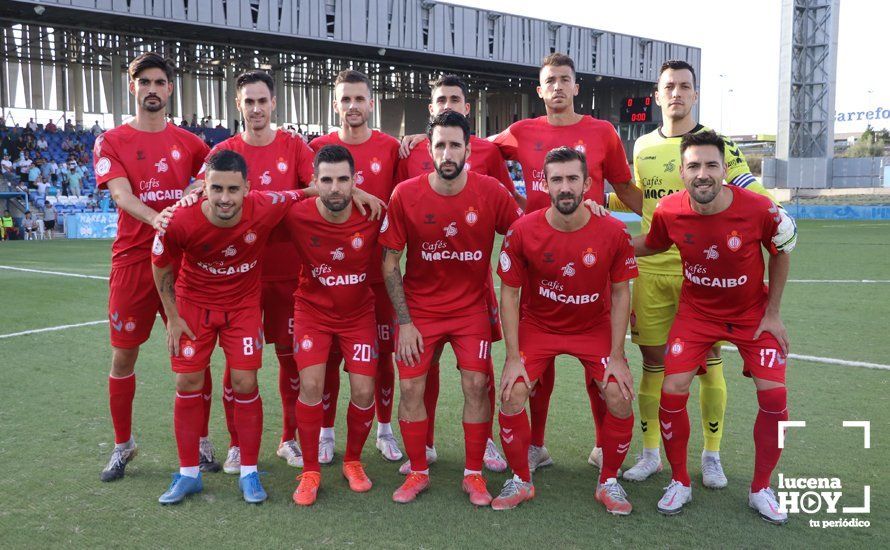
171, 300, 264, 373
372, 282, 396, 355
293, 312, 378, 377
664, 311, 787, 383
396, 312, 492, 379
485, 268, 503, 343
108, 262, 164, 349
519, 322, 612, 385
261, 278, 298, 347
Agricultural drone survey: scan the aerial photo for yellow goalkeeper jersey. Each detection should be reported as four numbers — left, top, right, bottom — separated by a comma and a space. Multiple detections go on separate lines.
612, 124, 775, 275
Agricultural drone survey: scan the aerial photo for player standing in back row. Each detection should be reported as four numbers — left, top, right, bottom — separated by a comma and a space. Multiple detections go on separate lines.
634, 131, 794, 524
606, 60, 796, 486
489, 53, 635, 472
309, 69, 403, 465
94, 52, 213, 482
198, 70, 315, 474
380, 111, 521, 505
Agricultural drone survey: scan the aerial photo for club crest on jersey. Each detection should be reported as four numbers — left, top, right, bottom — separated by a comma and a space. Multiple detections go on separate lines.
670, 338, 684, 356
499, 251, 511, 272
152, 234, 164, 256
573, 140, 586, 154
124, 317, 137, 333
443, 221, 458, 237
465, 207, 479, 226
155, 157, 169, 173
277, 157, 288, 173
350, 232, 364, 250
223, 245, 237, 257
355, 171, 365, 185
170, 145, 182, 161
182, 340, 196, 358
370, 157, 382, 174
331, 247, 345, 261
704, 244, 719, 260
244, 230, 257, 244
727, 231, 742, 252
582, 247, 597, 267
260, 170, 272, 186
299, 335, 314, 352
95, 157, 111, 177
561, 262, 576, 277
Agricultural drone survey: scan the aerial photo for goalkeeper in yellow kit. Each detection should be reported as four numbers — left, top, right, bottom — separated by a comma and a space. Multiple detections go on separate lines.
607, 60, 797, 487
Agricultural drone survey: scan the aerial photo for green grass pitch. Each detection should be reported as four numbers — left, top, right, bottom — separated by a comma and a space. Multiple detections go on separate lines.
0, 220, 888, 547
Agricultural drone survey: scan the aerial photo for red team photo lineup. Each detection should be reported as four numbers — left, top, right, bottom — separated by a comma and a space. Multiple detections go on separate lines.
84, 48, 802, 526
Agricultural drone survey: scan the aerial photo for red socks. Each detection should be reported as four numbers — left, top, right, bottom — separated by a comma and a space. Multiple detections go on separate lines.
233, 387, 263, 467
108, 373, 136, 445
752, 387, 788, 491
322, 354, 341, 428
345, 401, 376, 462
424, 361, 441, 447
599, 411, 634, 483
277, 350, 300, 442
375, 354, 395, 424
174, 389, 204, 467
529, 359, 555, 447
296, 399, 323, 472
660, 391, 691, 486
486, 366, 496, 439
587, 381, 606, 448
463, 421, 489, 471
222, 367, 238, 447
399, 418, 429, 472
498, 409, 531, 482
201, 368, 212, 438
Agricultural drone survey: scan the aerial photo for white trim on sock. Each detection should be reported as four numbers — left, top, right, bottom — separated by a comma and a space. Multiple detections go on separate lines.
463, 469, 482, 476
109, 372, 135, 380
350, 400, 375, 411
180, 466, 200, 478
377, 422, 393, 437
320, 427, 335, 439
240, 465, 258, 478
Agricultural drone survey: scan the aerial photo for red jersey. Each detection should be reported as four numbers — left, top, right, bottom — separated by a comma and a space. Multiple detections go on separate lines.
94, 122, 208, 267
309, 130, 400, 285
645, 186, 781, 322
379, 172, 521, 318
201, 130, 315, 282
284, 200, 381, 323
309, 130, 400, 202
498, 209, 638, 334
151, 190, 306, 311
490, 115, 631, 213
397, 135, 516, 195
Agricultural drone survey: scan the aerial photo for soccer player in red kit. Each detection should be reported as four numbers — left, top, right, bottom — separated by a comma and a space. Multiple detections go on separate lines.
152, 149, 310, 504
308, 70, 403, 464
380, 111, 521, 505
395, 74, 511, 475
490, 53, 635, 473
94, 52, 212, 482
634, 131, 793, 524
198, 70, 314, 473
288, 145, 384, 506
494, 147, 638, 513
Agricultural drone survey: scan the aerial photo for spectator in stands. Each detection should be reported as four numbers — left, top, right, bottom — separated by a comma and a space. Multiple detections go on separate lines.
21, 211, 39, 240
0, 116, 5, 129
1, 154, 12, 175
1, 210, 17, 241
16, 152, 32, 180
190, 113, 198, 126
178, 118, 189, 128
45, 119, 57, 133
36, 135, 48, 151
215, 122, 225, 130
43, 200, 56, 239
36, 175, 48, 196
75, 120, 84, 132
27, 118, 38, 133
91, 120, 104, 136
67, 165, 83, 196
61, 136, 73, 152
27, 163, 41, 188
64, 119, 74, 132
46, 159, 59, 178
59, 169, 70, 196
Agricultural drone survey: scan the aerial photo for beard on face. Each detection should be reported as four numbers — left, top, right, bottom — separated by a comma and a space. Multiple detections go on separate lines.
321, 193, 350, 212
434, 157, 465, 181
689, 176, 720, 204
213, 201, 241, 220
552, 190, 582, 215
142, 95, 166, 113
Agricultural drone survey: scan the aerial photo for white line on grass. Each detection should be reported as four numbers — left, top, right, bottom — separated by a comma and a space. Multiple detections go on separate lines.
0, 320, 108, 340
0, 265, 109, 281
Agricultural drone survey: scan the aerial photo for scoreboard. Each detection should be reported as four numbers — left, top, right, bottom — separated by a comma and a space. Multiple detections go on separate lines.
621, 96, 653, 123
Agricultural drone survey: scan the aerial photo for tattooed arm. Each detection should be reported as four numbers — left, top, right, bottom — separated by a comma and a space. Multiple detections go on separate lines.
152, 262, 195, 357
382, 246, 423, 366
